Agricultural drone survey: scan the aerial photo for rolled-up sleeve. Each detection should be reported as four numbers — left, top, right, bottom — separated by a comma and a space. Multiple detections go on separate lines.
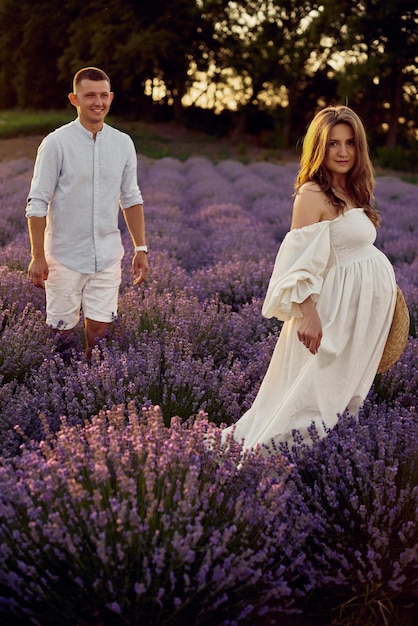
120, 139, 143, 209
262, 221, 331, 321
25, 137, 61, 218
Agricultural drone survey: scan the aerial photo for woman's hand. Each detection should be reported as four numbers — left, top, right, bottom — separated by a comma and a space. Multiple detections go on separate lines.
297, 297, 322, 354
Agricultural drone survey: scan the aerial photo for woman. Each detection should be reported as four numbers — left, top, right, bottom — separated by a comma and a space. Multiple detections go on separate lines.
224, 105, 397, 450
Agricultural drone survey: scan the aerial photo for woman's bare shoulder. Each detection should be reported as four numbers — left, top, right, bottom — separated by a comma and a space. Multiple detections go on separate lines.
291, 182, 327, 228
296, 181, 323, 195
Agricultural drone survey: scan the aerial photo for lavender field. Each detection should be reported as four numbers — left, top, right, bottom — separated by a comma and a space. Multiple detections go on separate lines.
0, 154, 417, 625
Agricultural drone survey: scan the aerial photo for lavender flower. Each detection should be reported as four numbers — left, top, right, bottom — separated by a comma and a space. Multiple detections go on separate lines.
0, 155, 416, 624
0, 406, 312, 625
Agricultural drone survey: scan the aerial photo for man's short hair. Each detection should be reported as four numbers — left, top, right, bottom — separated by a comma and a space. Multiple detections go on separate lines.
73, 67, 111, 92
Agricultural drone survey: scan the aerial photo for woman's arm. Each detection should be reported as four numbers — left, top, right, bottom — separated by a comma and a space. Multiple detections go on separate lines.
297, 296, 322, 354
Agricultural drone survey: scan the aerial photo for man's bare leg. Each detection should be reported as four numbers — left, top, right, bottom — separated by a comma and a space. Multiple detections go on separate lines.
53, 327, 77, 360
84, 318, 111, 357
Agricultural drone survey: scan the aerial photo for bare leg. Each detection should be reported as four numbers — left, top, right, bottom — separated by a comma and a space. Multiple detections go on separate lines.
84, 318, 111, 357
53, 327, 77, 360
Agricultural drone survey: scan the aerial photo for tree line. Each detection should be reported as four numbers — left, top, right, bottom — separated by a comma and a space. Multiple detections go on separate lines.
0, 0, 416, 158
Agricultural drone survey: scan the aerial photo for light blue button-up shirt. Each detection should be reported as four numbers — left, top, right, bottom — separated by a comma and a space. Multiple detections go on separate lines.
26, 118, 143, 273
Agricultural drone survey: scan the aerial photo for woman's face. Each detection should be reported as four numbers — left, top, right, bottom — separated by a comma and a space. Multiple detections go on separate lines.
324, 123, 356, 179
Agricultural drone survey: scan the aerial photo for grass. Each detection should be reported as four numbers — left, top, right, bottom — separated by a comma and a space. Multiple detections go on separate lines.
400, 173, 418, 185
0, 110, 75, 139
0, 109, 286, 163
1, 110, 416, 177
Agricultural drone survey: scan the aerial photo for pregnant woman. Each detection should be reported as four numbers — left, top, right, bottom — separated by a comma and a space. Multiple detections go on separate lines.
224, 105, 397, 450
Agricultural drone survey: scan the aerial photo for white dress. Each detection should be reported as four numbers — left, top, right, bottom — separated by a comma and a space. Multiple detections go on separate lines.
224, 208, 397, 449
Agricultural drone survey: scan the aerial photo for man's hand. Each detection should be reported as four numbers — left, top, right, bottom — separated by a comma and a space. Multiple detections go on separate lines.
27, 255, 49, 289
132, 250, 149, 286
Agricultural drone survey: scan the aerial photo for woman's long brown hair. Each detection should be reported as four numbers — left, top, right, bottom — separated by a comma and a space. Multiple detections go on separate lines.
294, 106, 380, 227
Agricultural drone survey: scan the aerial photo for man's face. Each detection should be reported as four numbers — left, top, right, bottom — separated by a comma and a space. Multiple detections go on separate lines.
69, 79, 114, 128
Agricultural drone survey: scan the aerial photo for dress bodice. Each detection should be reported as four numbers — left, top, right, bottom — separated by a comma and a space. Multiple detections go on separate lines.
326, 208, 378, 268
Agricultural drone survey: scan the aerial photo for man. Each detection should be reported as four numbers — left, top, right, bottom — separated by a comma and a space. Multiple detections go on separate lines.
26, 67, 148, 355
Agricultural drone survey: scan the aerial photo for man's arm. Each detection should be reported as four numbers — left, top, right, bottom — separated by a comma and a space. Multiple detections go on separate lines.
27, 216, 48, 288
26, 134, 61, 288
123, 204, 149, 286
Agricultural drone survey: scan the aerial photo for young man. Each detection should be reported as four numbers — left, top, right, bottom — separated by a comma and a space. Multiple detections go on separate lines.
26, 67, 148, 355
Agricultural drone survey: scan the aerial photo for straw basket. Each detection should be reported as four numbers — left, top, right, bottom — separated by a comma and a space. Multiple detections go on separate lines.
377, 286, 410, 374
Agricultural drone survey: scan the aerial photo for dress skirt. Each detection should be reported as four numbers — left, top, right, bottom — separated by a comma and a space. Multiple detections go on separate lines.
223, 209, 397, 449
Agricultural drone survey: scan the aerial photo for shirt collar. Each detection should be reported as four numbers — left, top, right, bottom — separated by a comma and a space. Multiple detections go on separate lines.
75, 117, 107, 139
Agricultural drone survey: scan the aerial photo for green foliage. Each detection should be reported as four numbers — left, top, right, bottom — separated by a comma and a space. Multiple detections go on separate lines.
321, 0, 417, 152
375, 144, 418, 175
0, 0, 70, 108
0, 110, 75, 139
0, 0, 416, 154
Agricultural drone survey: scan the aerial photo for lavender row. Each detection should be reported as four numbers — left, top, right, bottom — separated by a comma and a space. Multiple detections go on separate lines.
0, 155, 417, 623
0, 399, 417, 624
0, 154, 417, 449
0, 406, 314, 625
0, 154, 416, 431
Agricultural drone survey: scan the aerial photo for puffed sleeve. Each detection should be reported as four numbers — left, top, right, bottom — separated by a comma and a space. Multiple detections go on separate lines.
262, 221, 331, 321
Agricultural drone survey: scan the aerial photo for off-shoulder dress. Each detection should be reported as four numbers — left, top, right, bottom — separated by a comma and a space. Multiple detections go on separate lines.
224, 208, 397, 449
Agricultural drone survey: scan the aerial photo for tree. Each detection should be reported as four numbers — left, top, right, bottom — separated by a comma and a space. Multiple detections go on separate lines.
0, 0, 23, 108
0, 0, 415, 156
0, 0, 223, 120
204, 1, 337, 146
59, 0, 222, 120
318, 0, 418, 149
0, 0, 70, 109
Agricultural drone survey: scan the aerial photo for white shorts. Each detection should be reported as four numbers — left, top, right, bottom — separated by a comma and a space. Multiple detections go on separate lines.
45, 257, 122, 330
